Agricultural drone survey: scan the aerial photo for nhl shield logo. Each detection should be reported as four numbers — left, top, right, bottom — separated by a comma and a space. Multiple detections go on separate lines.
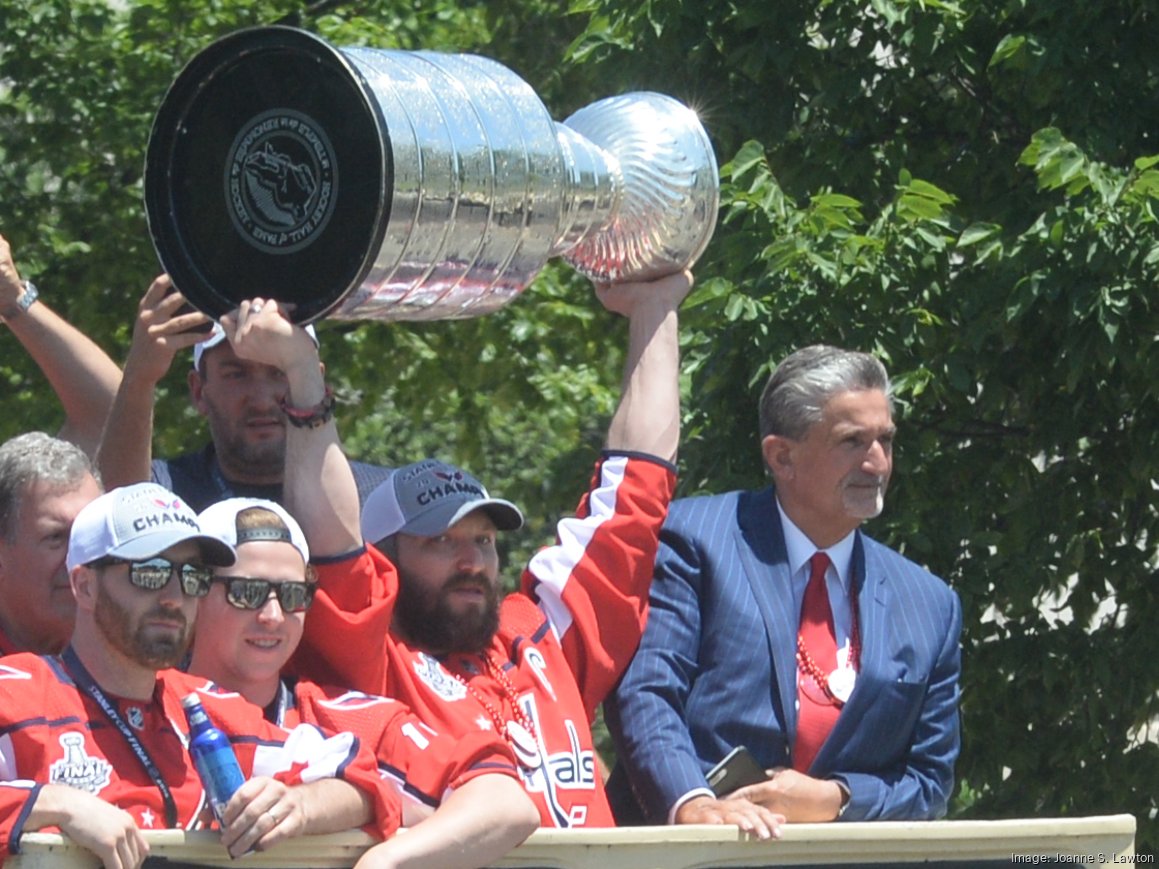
413, 653, 467, 701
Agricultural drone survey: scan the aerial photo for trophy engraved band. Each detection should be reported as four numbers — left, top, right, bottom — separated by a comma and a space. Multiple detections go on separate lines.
145, 26, 719, 323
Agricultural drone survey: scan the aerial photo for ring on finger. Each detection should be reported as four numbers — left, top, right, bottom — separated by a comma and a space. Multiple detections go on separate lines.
251, 302, 264, 314
266, 810, 279, 826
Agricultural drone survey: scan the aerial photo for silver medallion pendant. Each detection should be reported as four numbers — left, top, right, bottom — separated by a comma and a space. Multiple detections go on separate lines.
506, 720, 542, 770
827, 667, 857, 705
799, 671, 831, 706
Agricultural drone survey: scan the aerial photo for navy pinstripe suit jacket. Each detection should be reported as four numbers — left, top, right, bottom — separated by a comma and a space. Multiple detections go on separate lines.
605, 486, 961, 822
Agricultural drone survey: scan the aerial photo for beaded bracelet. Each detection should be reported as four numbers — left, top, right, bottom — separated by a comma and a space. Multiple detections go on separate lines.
279, 386, 336, 429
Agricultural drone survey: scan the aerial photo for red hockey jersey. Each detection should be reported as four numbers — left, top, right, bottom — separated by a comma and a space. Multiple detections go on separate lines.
271, 677, 520, 823
295, 452, 676, 827
0, 653, 400, 861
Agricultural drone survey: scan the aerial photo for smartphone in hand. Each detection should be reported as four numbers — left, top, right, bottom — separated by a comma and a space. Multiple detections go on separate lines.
706, 745, 768, 796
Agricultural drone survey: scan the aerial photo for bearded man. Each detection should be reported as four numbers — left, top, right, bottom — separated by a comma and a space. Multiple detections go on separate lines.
219, 273, 785, 837
97, 275, 388, 510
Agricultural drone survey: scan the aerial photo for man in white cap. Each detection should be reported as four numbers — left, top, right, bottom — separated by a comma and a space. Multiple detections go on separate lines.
0, 481, 405, 868
189, 497, 537, 869
220, 272, 783, 839
97, 275, 388, 510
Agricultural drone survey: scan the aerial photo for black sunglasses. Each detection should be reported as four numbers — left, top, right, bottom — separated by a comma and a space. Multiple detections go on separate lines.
94, 557, 212, 598
211, 576, 315, 613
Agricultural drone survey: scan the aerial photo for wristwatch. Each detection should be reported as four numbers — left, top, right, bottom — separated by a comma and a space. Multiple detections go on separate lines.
15, 280, 38, 313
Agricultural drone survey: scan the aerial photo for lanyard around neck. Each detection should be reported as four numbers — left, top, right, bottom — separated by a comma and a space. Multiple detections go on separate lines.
60, 646, 180, 828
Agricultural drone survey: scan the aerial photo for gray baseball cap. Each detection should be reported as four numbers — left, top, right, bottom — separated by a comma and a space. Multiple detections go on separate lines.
361, 459, 523, 544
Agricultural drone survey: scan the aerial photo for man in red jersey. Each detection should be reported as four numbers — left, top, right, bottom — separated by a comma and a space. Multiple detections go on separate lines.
0, 482, 402, 868
222, 273, 778, 838
188, 496, 537, 867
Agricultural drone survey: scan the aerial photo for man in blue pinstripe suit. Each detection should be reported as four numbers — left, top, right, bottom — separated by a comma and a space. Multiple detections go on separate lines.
606, 345, 961, 830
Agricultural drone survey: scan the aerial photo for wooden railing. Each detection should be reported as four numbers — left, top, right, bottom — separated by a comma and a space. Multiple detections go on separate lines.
9, 814, 1138, 868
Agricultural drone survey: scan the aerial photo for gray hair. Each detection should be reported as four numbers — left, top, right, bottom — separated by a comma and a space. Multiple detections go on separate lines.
0, 432, 99, 543
758, 345, 892, 441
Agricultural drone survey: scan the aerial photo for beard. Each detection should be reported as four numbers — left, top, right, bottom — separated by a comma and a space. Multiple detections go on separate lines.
841, 472, 888, 520
393, 569, 500, 655
211, 423, 285, 479
94, 583, 192, 670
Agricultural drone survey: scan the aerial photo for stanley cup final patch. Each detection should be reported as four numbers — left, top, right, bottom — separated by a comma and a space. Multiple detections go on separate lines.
225, 109, 339, 254
50, 733, 113, 794
413, 653, 468, 701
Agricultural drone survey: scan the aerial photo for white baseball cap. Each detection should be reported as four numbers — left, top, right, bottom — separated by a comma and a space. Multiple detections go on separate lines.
192, 322, 319, 371
197, 498, 310, 564
67, 482, 236, 571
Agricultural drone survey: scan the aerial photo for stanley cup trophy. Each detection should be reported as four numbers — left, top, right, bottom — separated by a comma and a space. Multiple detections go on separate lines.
144, 26, 719, 323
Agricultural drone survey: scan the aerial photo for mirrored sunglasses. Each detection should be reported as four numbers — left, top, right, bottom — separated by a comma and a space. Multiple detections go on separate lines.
95, 557, 212, 598
210, 576, 315, 613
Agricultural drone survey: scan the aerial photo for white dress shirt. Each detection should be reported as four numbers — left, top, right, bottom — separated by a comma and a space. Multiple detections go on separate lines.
776, 497, 858, 676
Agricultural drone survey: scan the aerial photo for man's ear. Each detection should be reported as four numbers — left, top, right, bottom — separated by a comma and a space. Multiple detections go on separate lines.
71, 565, 98, 613
188, 367, 208, 416
761, 434, 796, 483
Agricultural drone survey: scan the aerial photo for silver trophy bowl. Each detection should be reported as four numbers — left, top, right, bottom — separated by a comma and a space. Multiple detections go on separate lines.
145, 27, 719, 323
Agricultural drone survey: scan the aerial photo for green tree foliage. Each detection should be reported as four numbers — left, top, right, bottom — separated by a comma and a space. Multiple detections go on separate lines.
0, 0, 605, 562
570, 0, 1159, 849
2, 0, 1157, 849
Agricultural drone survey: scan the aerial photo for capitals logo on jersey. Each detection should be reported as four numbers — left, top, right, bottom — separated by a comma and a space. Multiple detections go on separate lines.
413, 653, 467, 701
49, 733, 113, 794
515, 696, 596, 827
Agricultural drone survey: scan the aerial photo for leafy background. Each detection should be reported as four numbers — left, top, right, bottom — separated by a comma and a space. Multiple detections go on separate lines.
2, 0, 1157, 852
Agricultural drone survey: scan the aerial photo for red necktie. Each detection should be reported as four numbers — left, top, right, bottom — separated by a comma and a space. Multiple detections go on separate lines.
793, 551, 841, 773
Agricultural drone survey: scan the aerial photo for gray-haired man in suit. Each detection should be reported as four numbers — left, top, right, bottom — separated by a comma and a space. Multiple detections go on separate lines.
607, 345, 961, 829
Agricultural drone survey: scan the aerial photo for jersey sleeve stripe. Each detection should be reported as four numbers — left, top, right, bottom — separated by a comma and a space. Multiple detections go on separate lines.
526, 455, 630, 641
8, 782, 41, 855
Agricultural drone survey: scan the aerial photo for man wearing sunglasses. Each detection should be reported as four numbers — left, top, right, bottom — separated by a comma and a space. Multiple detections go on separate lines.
188, 497, 537, 868
0, 482, 405, 869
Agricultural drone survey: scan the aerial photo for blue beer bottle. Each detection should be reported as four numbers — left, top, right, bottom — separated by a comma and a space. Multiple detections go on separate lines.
182, 693, 246, 824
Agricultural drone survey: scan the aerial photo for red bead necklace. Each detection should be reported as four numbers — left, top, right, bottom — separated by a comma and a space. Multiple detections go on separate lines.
796, 590, 861, 707
450, 650, 541, 768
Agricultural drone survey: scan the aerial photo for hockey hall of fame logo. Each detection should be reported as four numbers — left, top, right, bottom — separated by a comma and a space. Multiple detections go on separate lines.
225, 108, 339, 254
